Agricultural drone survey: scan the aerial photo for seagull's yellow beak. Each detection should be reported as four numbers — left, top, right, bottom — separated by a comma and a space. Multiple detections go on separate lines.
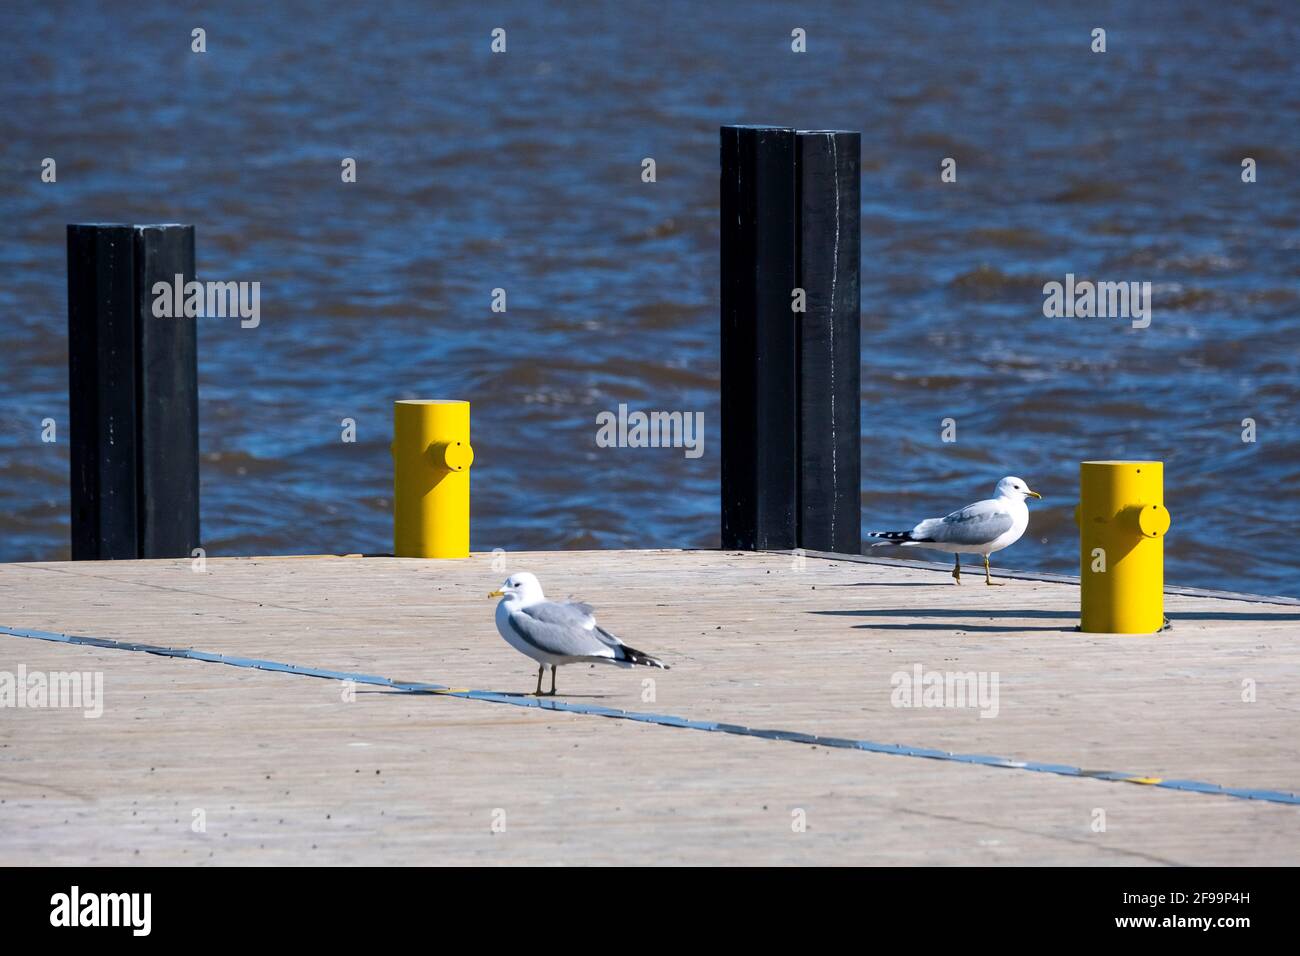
1027, 489, 1042, 499
487, 589, 504, 598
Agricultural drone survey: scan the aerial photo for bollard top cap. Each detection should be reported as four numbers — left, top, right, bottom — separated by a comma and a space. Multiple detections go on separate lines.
395, 399, 469, 406
1082, 460, 1162, 465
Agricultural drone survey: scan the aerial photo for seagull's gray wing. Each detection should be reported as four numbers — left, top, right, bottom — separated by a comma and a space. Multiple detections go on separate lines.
507, 601, 614, 660
914, 499, 1014, 545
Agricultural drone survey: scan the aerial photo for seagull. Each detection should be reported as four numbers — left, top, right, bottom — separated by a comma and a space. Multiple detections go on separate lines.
489, 572, 668, 696
867, 476, 1042, 585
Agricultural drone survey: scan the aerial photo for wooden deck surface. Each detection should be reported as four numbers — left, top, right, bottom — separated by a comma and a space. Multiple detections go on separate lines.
1, 549, 1297, 865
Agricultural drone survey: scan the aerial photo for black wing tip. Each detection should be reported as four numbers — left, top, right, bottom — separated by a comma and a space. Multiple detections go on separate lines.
619, 644, 668, 669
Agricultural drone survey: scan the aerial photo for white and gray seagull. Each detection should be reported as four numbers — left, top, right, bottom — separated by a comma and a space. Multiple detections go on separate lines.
489, 572, 668, 696
867, 476, 1042, 585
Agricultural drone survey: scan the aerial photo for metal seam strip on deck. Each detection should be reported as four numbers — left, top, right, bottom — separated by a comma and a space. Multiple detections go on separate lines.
5, 623, 1298, 807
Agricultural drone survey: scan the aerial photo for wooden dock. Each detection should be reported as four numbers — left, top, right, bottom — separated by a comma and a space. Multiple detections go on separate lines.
1, 549, 1297, 865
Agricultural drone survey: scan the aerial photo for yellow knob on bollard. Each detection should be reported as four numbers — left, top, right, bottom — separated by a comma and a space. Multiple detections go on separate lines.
392, 400, 474, 558
1076, 461, 1172, 633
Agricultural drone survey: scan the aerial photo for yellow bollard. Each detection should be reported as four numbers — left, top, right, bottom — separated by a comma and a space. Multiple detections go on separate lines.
1076, 460, 1172, 633
392, 400, 474, 558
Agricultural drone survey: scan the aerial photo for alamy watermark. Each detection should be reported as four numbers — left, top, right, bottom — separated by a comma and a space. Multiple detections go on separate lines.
891, 664, 999, 718
152, 274, 260, 328
0, 666, 103, 718
50, 886, 150, 936
1042, 273, 1150, 329
595, 404, 704, 459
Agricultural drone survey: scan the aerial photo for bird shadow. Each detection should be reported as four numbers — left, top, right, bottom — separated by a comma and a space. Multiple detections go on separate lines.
360, 688, 613, 700
493, 691, 614, 700
848, 623, 1071, 632
822, 582, 947, 588
809, 607, 1300, 633
809, 608, 1074, 633
812, 608, 1075, 619
1167, 611, 1300, 621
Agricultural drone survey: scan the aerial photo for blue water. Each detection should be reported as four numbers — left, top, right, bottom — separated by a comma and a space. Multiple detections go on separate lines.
1, 1, 1297, 595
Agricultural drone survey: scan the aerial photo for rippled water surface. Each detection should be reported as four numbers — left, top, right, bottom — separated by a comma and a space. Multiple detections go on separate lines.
1, 1, 1297, 594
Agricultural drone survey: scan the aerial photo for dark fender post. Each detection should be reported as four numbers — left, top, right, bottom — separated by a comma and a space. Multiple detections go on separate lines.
67, 223, 200, 560
795, 130, 861, 553
67, 224, 139, 560
719, 127, 862, 553
134, 224, 200, 558
720, 126, 798, 550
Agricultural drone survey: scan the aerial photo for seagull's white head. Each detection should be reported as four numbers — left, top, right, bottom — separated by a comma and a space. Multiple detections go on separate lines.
488, 571, 545, 606
996, 476, 1042, 502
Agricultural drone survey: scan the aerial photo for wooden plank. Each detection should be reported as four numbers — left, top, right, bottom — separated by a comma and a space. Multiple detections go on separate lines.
720, 126, 798, 550
66, 224, 138, 560
1, 550, 1297, 865
133, 224, 200, 559
795, 131, 861, 553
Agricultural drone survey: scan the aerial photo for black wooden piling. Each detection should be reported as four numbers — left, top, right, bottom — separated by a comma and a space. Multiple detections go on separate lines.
67, 223, 200, 560
795, 131, 861, 553
719, 126, 861, 553
720, 126, 799, 550
67, 224, 140, 560
134, 225, 200, 557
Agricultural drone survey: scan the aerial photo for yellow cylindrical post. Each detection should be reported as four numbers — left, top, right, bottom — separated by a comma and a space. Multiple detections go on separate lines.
392, 400, 473, 558
1076, 460, 1172, 633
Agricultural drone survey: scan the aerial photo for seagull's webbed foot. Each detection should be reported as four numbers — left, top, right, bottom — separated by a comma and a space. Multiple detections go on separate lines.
547, 665, 558, 696
951, 555, 961, 585
983, 555, 1005, 586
